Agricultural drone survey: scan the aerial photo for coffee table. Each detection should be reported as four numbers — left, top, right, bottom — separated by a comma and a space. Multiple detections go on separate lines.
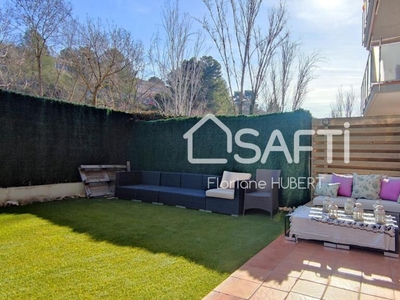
285, 206, 399, 257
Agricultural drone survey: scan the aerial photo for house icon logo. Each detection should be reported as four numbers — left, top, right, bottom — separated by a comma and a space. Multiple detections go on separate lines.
183, 114, 232, 164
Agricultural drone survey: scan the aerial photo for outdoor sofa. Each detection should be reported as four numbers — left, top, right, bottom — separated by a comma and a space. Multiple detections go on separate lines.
115, 170, 251, 216
313, 173, 400, 213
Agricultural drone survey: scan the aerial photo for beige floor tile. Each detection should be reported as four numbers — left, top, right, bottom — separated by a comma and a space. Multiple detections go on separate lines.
285, 253, 312, 266
203, 291, 246, 300
359, 293, 392, 300
262, 272, 298, 292
231, 265, 272, 284
203, 235, 400, 300
361, 281, 395, 299
213, 293, 246, 300
245, 255, 281, 271
306, 257, 336, 273
203, 290, 220, 300
286, 292, 319, 300
322, 286, 359, 300
214, 276, 261, 299
300, 269, 331, 285
291, 279, 327, 299
333, 266, 363, 278
273, 261, 304, 278
329, 274, 361, 292
363, 264, 395, 286
249, 286, 288, 300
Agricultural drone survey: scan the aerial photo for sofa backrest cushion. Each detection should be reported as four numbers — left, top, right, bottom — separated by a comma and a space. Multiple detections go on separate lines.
219, 171, 252, 189
314, 183, 340, 198
332, 173, 353, 197
160, 172, 181, 187
202, 175, 221, 190
318, 174, 332, 184
181, 173, 203, 189
142, 171, 161, 186
380, 177, 400, 201
351, 173, 381, 200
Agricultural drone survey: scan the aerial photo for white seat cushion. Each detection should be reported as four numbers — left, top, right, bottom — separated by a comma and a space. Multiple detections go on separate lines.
313, 196, 356, 207
357, 198, 400, 213
313, 196, 400, 213
206, 188, 235, 200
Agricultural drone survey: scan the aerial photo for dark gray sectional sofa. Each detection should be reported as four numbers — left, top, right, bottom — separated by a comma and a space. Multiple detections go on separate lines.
114, 171, 247, 216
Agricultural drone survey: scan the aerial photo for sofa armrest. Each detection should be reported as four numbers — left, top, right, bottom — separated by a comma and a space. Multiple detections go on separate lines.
116, 171, 142, 187
234, 180, 250, 198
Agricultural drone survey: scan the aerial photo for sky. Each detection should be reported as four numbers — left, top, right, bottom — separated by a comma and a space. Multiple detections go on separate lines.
1, 0, 368, 118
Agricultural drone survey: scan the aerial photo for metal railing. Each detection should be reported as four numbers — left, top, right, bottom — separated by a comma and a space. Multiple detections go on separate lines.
361, 42, 400, 111
362, 0, 368, 45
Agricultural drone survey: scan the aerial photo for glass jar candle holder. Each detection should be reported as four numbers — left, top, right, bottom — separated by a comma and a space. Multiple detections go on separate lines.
353, 202, 364, 221
344, 198, 354, 215
374, 205, 386, 225
328, 202, 338, 219
373, 199, 382, 210
323, 197, 331, 213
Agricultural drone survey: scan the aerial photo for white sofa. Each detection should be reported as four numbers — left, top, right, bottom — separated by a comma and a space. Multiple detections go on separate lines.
312, 174, 400, 213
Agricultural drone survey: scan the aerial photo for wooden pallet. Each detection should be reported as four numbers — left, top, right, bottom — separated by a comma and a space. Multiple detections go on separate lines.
78, 164, 127, 198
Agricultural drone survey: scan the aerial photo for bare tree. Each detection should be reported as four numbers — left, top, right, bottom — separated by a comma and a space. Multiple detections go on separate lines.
0, 44, 32, 92
150, 0, 205, 116
202, 0, 264, 115
265, 37, 297, 113
292, 50, 321, 110
67, 18, 144, 106
0, 7, 11, 46
331, 86, 357, 118
7, 0, 72, 96
247, 2, 288, 114
263, 44, 321, 113
331, 88, 343, 118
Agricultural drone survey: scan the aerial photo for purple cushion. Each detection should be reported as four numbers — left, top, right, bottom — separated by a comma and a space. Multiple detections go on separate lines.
380, 178, 400, 201
332, 174, 353, 197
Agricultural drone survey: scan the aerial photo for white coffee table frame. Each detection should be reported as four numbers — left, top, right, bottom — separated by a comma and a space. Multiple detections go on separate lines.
285, 206, 399, 257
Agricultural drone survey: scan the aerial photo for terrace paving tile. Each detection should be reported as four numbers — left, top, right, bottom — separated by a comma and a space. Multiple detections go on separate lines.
231, 266, 272, 284
214, 276, 261, 299
329, 273, 361, 293
203, 234, 400, 300
262, 272, 298, 292
249, 286, 288, 300
322, 286, 359, 300
290, 279, 326, 299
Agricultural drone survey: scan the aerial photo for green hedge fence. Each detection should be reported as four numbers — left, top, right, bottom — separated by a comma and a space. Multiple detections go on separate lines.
1, 89, 312, 207
0, 90, 137, 187
129, 110, 313, 207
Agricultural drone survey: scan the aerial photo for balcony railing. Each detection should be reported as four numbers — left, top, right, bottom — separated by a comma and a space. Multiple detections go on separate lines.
362, 0, 375, 47
362, 0, 368, 46
361, 42, 400, 111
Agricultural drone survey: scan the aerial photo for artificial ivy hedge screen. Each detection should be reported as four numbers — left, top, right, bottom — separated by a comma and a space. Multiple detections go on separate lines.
0, 89, 138, 187
1, 89, 312, 207
129, 110, 313, 207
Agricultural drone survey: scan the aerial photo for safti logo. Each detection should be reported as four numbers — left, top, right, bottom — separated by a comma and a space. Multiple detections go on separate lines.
183, 114, 350, 165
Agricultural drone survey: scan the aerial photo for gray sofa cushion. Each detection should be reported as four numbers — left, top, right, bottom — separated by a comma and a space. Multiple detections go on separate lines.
130, 184, 161, 191
159, 188, 206, 209
142, 171, 160, 185
181, 173, 203, 189
161, 172, 181, 187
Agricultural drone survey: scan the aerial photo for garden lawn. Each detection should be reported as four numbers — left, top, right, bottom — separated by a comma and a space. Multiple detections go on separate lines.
0, 198, 284, 299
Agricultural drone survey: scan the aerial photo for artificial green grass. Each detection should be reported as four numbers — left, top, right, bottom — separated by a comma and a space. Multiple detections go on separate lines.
0, 198, 284, 299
